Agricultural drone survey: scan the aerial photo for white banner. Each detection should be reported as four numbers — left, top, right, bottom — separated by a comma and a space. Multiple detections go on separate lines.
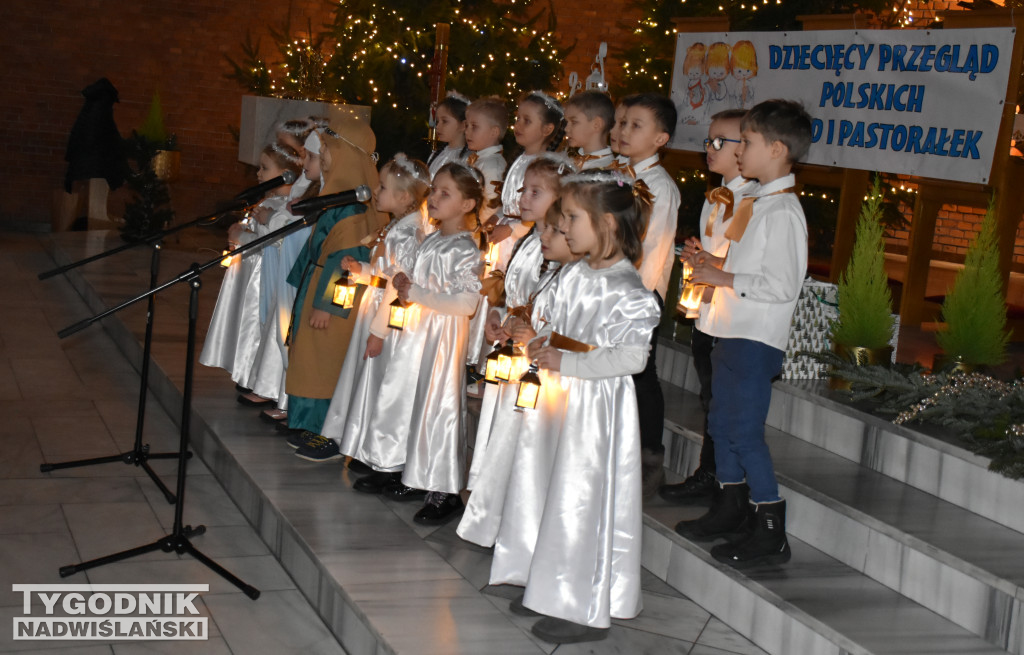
669, 28, 1015, 184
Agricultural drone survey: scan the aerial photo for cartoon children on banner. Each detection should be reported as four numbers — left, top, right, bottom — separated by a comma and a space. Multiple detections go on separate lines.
731, 40, 758, 108
704, 42, 733, 119
673, 38, 759, 131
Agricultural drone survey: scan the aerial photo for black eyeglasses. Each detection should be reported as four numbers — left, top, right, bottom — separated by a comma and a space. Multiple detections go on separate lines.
703, 137, 742, 151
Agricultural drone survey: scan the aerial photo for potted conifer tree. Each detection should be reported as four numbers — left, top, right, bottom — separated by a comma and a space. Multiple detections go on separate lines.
934, 198, 1011, 372
121, 93, 177, 242
828, 176, 897, 388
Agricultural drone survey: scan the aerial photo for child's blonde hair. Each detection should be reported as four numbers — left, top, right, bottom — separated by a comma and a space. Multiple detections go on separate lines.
560, 170, 651, 265
683, 43, 707, 75
706, 42, 731, 74
466, 97, 510, 133
380, 153, 430, 214
732, 40, 758, 73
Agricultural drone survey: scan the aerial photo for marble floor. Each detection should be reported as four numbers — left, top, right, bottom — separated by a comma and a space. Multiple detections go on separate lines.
0, 231, 768, 654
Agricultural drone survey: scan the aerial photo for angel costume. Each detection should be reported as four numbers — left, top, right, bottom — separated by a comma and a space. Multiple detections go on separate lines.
244, 172, 313, 405
428, 144, 468, 180
467, 152, 537, 368
459, 228, 544, 501
321, 209, 424, 457
487, 264, 569, 586
520, 257, 660, 629
364, 230, 483, 492
199, 194, 287, 385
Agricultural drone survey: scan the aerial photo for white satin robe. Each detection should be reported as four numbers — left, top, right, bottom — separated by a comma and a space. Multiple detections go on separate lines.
521, 258, 660, 629
467, 153, 537, 369
321, 211, 423, 457
460, 231, 543, 506
245, 176, 313, 403
199, 195, 288, 385
364, 231, 483, 491
428, 144, 468, 180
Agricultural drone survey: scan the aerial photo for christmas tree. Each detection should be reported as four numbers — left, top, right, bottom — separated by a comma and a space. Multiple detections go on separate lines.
227, 1, 567, 160
936, 198, 1011, 366
830, 176, 896, 351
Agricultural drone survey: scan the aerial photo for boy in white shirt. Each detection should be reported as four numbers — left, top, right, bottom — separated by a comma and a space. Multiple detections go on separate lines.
661, 108, 758, 508
616, 93, 681, 497
464, 97, 509, 225
677, 99, 811, 568
563, 90, 615, 171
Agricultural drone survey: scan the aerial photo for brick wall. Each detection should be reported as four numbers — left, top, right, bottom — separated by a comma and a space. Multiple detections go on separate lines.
0, 1, 628, 231
0, 1, 338, 230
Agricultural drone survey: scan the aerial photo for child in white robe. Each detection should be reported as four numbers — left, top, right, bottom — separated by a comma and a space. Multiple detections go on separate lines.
369, 162, 485, 524
315, 154, 430, 475
518, 170, 660, 645
428, 92, 470, 179
458, 153, 575, 543
200, 143, 300, 386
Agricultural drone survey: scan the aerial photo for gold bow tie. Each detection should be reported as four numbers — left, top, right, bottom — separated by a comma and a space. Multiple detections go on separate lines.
467, 153, 480, 167
572, 152, 600, 170
609, 159, 636, 179
724, 187, 796, 242
704, 187, 734, 237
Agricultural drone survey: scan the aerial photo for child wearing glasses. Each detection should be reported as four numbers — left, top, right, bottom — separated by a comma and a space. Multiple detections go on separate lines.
661, 109, 756, 507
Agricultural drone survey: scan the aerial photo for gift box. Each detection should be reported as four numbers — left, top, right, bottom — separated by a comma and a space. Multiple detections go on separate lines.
783, 277, 899, 380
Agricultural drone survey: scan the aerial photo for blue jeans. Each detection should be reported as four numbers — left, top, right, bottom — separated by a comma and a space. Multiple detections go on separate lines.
708, 338, 784, 503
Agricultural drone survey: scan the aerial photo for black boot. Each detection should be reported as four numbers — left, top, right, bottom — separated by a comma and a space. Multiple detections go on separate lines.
659, 467, 717, 505
711, 499, 791, 568
674, 482, 752, 541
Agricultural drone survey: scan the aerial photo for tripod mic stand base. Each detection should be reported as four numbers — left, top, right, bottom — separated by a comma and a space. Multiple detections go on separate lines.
59, 524, 260, 600
40, 448, 193, 505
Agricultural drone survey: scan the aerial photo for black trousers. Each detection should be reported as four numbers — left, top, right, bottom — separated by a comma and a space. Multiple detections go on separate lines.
691, 326, 716, 472
633, 293, 665, 454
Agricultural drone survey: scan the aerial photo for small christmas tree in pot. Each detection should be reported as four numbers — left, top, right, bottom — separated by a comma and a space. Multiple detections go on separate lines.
934, 197, 1011, 372
828, 175, 897, 388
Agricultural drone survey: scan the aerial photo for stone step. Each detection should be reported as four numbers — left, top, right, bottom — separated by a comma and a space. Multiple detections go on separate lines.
655, 339, 1024, 535
642, 511, 1009, 655
659, 381, 1024, 653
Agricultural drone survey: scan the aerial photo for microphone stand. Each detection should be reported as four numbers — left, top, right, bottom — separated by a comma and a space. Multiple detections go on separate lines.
55, 208, 335, 598
38, 208, 239, 502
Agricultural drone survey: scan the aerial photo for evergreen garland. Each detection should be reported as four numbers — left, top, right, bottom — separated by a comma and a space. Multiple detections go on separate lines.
805, 350, 1024, 479
936, 197, 1011, 365
830, 175, 895, 350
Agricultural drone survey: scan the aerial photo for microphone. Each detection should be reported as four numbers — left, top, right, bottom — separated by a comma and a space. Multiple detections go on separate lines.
233, 170, 298, 204
290, 185, 373, 215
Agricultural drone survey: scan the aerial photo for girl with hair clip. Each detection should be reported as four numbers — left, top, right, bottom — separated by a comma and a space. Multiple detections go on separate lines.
458, 153, 575, 543
515, 170, 660, 645
428, 91, 471, 179
200, 142, 301, 388
367, 162, 485, 523
312, 154, 431, 472
283, 117, 383, 459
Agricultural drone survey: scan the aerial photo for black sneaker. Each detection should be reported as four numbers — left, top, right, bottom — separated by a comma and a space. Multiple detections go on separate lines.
659, 468, 718, 505
413, 492, 464, 525
286, 430, 317, 449
294, 435, 344, 462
